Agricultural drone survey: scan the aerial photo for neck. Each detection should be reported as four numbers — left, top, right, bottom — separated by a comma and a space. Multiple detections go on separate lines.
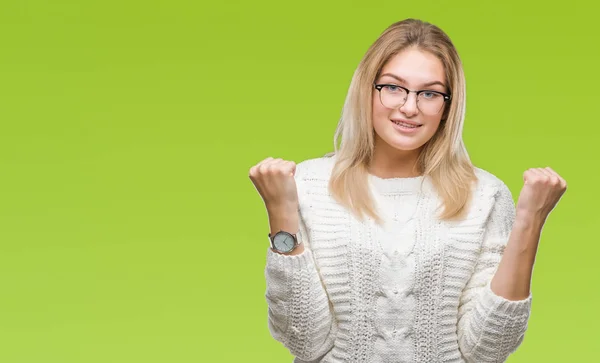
368, 139, 423, 178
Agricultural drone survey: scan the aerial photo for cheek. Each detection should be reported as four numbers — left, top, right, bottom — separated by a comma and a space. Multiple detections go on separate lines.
372, 96, 388, 122
422, 116, 442, 135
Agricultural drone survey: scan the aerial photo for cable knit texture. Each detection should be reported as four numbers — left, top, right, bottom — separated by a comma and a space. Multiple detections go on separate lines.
264, 154, 532, 363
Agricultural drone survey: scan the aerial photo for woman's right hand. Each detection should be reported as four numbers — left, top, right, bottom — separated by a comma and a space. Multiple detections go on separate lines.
249, 157, 301, 241
249, 157, 299, 211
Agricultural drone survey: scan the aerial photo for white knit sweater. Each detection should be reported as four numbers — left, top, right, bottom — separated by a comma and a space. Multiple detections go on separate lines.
264, 154, 532, 363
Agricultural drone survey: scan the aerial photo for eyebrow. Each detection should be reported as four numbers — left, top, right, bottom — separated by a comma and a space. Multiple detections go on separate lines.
379, 73, 447, 89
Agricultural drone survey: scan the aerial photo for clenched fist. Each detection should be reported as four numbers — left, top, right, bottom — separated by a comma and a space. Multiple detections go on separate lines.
515, 167, 567, 223
248, 157, 299, 211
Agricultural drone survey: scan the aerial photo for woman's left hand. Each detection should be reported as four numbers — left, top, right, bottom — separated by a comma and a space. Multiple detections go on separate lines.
515, 167, 567, 223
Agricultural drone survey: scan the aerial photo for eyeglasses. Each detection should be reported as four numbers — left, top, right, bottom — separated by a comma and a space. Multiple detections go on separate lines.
373, 83, 451, 115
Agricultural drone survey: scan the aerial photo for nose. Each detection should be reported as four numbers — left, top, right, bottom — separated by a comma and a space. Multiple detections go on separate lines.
399, 92, 419, 117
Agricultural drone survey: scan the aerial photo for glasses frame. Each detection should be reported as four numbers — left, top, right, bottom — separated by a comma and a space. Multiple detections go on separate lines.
373, 82, 452, 114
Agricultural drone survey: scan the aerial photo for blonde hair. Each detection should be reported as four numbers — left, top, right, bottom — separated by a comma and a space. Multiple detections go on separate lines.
325, 18, 477, 225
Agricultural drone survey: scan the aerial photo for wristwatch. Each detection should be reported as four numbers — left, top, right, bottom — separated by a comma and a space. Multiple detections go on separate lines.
268, 230, 301, 253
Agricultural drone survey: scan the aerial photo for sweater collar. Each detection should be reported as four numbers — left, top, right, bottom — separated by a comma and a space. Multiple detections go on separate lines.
367, 173, 430, 195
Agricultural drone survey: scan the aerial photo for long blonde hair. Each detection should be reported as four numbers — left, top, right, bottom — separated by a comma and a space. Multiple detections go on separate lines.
325, 18, 477, 225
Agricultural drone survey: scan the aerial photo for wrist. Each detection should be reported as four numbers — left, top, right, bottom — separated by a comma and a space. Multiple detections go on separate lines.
515, 210, 546, 231
267, 209, 299, 235
509, 213, 544, 255
266, 201, 297, 214
269, 218, 299, 235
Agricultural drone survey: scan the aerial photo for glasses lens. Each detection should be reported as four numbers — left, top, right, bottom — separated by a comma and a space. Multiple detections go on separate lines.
417, 92, 446, 115
380, 85, 407, 109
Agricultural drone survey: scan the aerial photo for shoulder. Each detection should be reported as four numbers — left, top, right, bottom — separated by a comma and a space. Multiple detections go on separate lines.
473, 166, 503, 187
294, 152, 337, 184
473, 167, 512, 197
472, 166, 516, 216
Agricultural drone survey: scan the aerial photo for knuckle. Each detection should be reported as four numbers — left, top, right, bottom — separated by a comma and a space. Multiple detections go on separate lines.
266, 165, 280, 175
258, 163, 270, 172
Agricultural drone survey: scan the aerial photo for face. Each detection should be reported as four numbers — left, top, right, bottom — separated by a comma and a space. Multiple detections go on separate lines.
372, 47, 449, 157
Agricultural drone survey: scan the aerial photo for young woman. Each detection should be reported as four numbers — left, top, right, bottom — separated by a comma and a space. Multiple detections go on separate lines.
248, 18, 566, 363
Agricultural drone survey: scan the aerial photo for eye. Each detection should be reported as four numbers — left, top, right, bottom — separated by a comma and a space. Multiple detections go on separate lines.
421, 91, 441, 100
384, 85, 403, 93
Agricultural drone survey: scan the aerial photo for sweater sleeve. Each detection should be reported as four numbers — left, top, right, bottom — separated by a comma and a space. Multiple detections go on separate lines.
457, 182, 533, 363
264, 169, 337, 361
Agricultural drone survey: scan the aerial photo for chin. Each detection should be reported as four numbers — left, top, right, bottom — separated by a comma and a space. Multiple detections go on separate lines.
385, 133, 428, 152
377, 136, 423, 153
388, 142, 424, 152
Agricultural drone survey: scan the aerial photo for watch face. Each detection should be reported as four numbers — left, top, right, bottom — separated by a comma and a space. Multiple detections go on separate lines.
273, 232, 296, 252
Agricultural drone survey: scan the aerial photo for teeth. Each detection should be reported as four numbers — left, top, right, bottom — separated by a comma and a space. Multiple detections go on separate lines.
393, 120, 419, 128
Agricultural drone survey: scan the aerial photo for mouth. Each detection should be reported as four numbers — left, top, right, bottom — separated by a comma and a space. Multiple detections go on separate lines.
390, 119, 423, 129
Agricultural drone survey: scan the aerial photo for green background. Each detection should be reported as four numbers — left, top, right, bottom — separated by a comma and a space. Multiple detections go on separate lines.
0, 0, 598, 362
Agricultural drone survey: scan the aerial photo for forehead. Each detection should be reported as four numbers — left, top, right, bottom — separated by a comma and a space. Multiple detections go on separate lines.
379, 48, 446, 86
